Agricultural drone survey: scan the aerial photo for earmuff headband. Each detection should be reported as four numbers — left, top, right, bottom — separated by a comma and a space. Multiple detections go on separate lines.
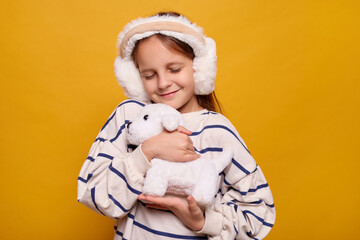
119, 21, 206, 58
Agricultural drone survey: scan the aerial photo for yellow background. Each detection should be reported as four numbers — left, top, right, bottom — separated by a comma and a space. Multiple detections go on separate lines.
1, 0, 359, 239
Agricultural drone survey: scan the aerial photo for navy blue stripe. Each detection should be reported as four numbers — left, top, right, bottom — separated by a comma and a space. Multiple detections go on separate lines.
226, 198, 275, 213
247, 232, 259, 240
226, 201, 239, 212
216, 188, 222, 198
115, 230, 123, 237
223, 166, 258, 186
97, 153, 114, 160
229, 182, 268, 196
85, 153, 114, 165
194, 147, 223, 154
108, 163, 141, 195
248, 183, 269, 193
201, 111, 218, 115
190, 125, 250, 154
266, 203, 275, 208
232, 199, 275, 208
101, 100, 145, 131
115, 230, 128, 240
108, 194, 131, 213
234, 224, 239, 237
220, 165, 256, 186
230, 187, 249, 196
95, 137, 106, 142
91, 187, 105, 215
77, 173, 93, 183
128, 214, 207, 239
220, 172, 231, 186
243, 210, 274, 228
110, 120, 129, 143
231, 158, 251, 174
232, 199, 263, 205
234, 204, 238, 212
101, 112, 116, 132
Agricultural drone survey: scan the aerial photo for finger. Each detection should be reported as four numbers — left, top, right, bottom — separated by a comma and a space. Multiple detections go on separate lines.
177, 126, 192, 135
187, 137, 194, 146
142, 195, 167, 206
138, 194, 146, 200
187, 196, 202, 215
185, 150, 201, 159
187, 196, 198, 209
146, 204, 169, 210
138, 194, 154, 205
180, 153, 199, 162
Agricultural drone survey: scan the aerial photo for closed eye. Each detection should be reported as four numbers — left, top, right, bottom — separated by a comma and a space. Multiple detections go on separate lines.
143, 73, 155, 80
169, 68, 181, 73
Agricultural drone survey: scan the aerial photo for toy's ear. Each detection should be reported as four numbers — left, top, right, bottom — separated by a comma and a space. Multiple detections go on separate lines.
161, 113, 181, 132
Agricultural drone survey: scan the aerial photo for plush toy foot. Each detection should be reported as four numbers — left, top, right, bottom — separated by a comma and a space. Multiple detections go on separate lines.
142, 177, 168, 197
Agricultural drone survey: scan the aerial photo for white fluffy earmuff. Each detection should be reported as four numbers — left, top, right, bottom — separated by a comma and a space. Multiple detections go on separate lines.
114, 14, 217, 101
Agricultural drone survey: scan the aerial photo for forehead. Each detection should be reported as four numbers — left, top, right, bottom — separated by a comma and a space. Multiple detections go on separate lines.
135, 36, 192, 68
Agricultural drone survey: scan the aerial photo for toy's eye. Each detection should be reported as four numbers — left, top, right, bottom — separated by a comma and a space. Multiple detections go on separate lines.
143, 115, 149, 121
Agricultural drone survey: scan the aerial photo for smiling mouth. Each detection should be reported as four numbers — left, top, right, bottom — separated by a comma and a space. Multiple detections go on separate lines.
159, 90, 179, 97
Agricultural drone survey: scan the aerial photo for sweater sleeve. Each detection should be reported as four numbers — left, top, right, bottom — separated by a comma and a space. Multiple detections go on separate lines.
197, 116, 276, 239
77, 100, 151, 219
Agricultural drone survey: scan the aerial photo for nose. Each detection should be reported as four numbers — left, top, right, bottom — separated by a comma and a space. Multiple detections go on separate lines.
126, 121, 132, 129
157, 72, 171, 89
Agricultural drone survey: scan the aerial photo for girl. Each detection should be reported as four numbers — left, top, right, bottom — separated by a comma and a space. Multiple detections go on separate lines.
77, 12, 275, 239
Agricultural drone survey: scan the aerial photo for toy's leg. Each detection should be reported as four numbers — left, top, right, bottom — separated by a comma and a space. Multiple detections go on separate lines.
192, 176, 217, 206
142, 169, 168, 196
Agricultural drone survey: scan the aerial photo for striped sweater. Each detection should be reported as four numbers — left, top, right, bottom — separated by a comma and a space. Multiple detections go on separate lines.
77, 99, 276, 239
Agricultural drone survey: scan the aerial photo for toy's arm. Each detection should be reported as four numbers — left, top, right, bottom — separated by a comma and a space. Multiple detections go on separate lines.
77, 100, 150, 219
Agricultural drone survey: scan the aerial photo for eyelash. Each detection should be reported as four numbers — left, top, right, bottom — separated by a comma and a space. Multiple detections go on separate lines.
144, 74, 155, 80
169, 68, 181, 73
143, 68, 181, 80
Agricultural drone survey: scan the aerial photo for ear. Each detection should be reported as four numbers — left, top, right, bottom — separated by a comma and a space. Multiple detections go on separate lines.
161, 113, 181, 132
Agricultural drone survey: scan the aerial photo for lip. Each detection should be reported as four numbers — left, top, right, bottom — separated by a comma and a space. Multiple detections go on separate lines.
159, 90, 179, 98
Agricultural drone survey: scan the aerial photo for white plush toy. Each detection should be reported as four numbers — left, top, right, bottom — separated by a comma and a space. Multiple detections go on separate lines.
126, 103, 233, 206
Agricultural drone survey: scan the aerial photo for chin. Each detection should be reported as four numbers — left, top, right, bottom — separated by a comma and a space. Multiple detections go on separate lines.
166, 102, 182, 111
154, 99, 181, 110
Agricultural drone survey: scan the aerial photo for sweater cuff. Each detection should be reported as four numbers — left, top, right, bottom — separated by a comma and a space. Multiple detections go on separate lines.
196, 208, 223, 236
128, 145, 152, 175
111, 145, 151, 176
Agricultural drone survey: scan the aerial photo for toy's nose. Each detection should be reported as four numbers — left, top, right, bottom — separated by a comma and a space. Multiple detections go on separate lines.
126, 121, 132, 129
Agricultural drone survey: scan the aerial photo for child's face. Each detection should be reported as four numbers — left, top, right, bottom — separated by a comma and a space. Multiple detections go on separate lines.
135, 36, 202, 113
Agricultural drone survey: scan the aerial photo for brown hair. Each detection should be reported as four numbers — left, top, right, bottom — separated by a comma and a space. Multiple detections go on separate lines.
132, 11, 222, 113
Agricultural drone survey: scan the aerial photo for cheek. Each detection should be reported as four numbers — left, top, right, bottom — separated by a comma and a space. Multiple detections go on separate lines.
142, 80, 155, 94
183, 71, 196, 89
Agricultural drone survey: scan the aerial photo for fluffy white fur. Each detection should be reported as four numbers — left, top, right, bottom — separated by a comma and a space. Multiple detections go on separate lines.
114, 14, 217, 102
126, 103, 232, 206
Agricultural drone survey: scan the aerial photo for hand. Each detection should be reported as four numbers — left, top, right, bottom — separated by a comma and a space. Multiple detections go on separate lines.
138, 194, 205, 231
141, 126, 200, 162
